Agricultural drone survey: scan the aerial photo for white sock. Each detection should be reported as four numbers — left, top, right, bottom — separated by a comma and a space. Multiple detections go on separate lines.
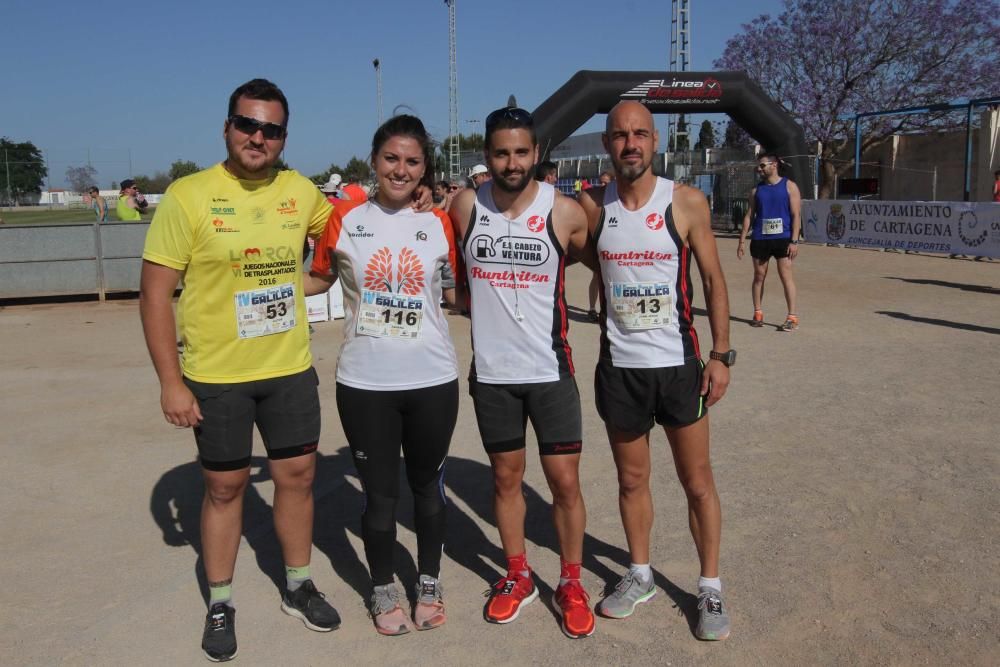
698, 576, 722, 592
629, 563, 652, 582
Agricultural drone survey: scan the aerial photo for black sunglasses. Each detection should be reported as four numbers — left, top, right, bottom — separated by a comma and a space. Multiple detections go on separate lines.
228, 114, 287, 140
485, 106, 533, 133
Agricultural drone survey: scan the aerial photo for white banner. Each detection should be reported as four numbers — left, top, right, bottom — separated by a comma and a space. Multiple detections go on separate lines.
802, 200, 1000, 258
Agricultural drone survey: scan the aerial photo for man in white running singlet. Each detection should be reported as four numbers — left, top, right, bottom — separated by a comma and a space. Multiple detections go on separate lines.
578, 100, 734, 641
449, 105, 598, 639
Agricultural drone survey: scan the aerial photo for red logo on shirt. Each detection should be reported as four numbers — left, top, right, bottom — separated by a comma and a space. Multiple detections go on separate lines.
212, 218, 224, 227
645, 213, 664, 230
364, 247, 425, 295
527, 215, 546, 233
244, 248, 261, 259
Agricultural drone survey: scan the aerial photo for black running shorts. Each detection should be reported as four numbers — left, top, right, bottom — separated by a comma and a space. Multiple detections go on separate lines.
469, 376, 582, 455
749, 238, 791, 261
595, 358, 706, 434
184, 367, 321, 471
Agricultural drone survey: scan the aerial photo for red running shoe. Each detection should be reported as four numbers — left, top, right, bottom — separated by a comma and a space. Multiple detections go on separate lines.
554, 580, 595, 638
484, 571, 538, 623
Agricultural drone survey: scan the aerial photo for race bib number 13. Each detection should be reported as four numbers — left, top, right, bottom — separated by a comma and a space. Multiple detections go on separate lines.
235, 283, 297, 339
610, 282, 673, 330
357, 290, 424, 339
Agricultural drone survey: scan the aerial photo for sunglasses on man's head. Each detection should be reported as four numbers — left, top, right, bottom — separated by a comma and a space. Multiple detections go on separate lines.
485, 106, 533, 134
228, 114, 287, 140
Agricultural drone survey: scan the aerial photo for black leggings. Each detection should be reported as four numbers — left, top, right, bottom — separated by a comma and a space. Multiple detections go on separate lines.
336, 380, 459, 585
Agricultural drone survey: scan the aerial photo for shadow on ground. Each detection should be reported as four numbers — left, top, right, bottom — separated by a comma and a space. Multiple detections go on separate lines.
876, 310, 1000, 335
149, 449, 699, 633
883, 276, 999, 295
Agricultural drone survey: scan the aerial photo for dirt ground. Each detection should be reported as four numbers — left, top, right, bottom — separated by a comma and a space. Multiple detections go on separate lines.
1, 239, 997, 666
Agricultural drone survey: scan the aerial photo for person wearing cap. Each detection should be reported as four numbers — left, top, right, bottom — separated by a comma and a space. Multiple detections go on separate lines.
319, 173, 342, 202
469, 164, 490, 190
117, 179, 145, 220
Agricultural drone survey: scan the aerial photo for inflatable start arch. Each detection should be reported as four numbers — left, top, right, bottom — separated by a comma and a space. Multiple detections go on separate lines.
531, 70, 810, 187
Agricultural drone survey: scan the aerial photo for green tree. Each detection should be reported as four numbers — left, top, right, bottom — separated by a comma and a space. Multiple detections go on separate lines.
0, 137, 48, 204
668, 116, 690, 151
66, 165, 98, 193
310, 163, 344, 185
722, 120, 753, 150
343, 156, 372, 183
168, 160, 200, 182
438, 132, 484, 166
694, 120, 716, 150
133, 172, 171, 194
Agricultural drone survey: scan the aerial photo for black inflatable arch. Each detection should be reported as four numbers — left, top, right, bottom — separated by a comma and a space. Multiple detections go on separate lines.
531, 70, 810, 187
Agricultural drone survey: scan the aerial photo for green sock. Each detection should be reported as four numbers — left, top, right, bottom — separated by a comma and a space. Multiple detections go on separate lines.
208, 581, 233, 608
286, 564, 310, 591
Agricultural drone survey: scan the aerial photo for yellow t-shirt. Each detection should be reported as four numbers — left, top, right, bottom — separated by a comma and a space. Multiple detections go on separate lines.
143, 163, 332, 383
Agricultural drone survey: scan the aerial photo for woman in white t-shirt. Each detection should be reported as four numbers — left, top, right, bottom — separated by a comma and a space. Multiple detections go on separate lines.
306, 114, 459, 636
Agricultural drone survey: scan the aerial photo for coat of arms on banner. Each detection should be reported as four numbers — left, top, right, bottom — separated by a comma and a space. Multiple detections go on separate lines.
826, 204, 846, 241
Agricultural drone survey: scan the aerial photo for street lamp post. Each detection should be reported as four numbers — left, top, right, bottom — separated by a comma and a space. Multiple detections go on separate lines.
373, 58, 383, 127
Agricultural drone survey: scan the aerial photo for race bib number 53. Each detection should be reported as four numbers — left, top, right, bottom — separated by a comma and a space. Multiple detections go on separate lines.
610, 282, 673, 330
235, 283, 297, 339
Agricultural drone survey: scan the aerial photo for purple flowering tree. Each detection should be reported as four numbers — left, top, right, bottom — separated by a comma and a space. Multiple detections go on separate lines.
715, 0, 999, 197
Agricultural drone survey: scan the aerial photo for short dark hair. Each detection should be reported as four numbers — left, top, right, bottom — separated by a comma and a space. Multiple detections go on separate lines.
535, 161, 558, 181
228, 78, 289, 125
435, 180, 451, 189
370, 114, 435, 190
88, 186, 99, 193
484, 106, 536, 148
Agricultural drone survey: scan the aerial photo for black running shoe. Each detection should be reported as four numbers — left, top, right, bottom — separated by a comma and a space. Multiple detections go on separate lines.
202, 603, 237, 662
280, 580, 341, 632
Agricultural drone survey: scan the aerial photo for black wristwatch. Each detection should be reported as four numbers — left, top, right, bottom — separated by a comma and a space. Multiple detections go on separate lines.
709, 349, 737, 367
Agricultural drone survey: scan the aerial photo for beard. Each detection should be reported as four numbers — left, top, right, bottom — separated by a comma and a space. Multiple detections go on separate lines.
491, 168, 532, 193
224, 133, 280, 179
614, 152, 651, 182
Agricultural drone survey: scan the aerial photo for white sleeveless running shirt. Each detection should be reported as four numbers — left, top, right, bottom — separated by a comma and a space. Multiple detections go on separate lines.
463, 181, 573, 383
311, 201, 459, 390
595, 177, 702, 368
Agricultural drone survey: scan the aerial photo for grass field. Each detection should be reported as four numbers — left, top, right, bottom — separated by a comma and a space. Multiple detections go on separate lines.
0, 206, 155, 225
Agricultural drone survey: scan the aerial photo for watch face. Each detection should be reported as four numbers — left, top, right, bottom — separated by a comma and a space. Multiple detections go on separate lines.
712, 350, 736, 366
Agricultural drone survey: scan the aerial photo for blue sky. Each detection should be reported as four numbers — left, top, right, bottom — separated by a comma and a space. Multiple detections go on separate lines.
2, 0, 782, 188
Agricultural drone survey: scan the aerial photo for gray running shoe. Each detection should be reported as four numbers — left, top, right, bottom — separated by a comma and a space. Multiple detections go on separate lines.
596, 570, 656, 619
413, 574, 446, 630
370, 583, 412, 636
695, 586, 731, 640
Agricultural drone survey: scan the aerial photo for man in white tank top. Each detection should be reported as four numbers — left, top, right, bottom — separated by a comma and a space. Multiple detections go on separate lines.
449, 106, 598, 639
579, 101, 734, 640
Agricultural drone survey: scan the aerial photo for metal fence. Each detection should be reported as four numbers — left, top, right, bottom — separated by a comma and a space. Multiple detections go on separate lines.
0, 221, 148, 300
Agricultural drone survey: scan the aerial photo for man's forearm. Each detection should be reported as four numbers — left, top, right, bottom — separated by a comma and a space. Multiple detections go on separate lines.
140, 296, 184, 387
703, 273, 731, 352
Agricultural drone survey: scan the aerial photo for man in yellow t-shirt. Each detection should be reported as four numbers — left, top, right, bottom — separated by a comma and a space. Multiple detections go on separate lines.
140, 78, 340, 662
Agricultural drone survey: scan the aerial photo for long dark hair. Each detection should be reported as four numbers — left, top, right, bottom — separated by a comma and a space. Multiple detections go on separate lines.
371, 114, 435, 191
